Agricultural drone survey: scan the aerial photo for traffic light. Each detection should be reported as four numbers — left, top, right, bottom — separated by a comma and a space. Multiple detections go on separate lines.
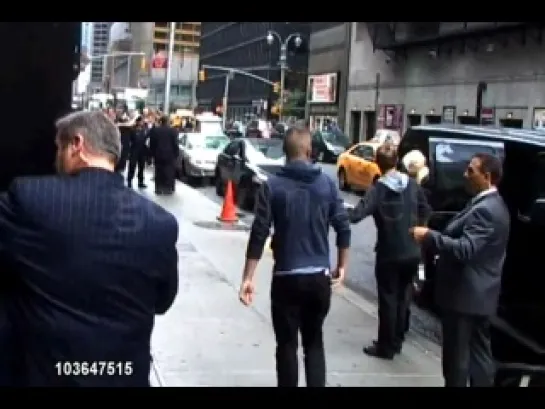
273, 82, 280, 94
199, 69, 206, 82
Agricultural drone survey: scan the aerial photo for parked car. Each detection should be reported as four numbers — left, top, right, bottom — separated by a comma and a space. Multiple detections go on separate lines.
311, 130, 350, 163
176, 132, 230, 185
215, 138, 285, 210
397, 123, 545, 385
336, 141, 383, 192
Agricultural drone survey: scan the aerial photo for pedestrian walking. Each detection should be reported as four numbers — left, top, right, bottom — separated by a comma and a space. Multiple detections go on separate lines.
410, 152, 509, 387
0, 110, 179, 386
149, 115, 179, 195
127, 116, 149, 189
347, 143, 431, 359
238, 123, 351, 387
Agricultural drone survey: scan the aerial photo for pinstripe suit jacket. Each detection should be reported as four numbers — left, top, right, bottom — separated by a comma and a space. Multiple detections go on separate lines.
0, 167, 178, 386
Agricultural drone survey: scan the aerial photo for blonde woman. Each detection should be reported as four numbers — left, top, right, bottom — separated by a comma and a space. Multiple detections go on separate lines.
402, 149, 429, 185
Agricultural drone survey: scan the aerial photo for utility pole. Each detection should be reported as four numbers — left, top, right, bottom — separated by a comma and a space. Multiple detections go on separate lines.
222, 71, 234, 129
200, 64, 275, 125
279, 43, 287, 122
163, 22, 176, 115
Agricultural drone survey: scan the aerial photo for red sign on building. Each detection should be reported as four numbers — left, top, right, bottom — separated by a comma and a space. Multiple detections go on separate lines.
151, 51, 168, 69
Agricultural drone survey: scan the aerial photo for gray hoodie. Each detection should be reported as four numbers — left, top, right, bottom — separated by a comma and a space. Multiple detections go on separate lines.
348, 170, 431, 262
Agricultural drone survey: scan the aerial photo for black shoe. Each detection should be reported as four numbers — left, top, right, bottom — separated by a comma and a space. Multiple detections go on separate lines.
363, 343, 395, 360
373, 339, 401, 354
138, 183, 147, 189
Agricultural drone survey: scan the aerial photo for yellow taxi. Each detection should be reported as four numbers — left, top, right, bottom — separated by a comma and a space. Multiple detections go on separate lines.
336, 141, 382, 191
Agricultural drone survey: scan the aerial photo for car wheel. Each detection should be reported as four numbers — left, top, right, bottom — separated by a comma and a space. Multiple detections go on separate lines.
215, 170, 225, 197
338, 168, 350, 191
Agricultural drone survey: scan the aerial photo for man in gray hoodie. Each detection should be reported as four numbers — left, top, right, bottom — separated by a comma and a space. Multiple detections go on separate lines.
348, 143, 431, 359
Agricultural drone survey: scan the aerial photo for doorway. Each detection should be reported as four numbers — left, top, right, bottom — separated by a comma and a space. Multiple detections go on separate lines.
425, 114, 442, 124
407, 114, 422, 127
500, 118, 523, 129
458, 115, 479, 125
350, 110, 362, 144
364, 110, 376, 140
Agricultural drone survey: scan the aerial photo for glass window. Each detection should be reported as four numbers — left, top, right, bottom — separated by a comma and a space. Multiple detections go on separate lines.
360, 145, 375, 161
430, 137, 505, 194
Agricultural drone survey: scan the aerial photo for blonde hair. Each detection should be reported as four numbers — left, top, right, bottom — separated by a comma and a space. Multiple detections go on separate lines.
401, 149, 429, 184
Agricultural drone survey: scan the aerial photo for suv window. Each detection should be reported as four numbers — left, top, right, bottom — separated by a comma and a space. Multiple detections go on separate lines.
430, 137, 505, 205
224, 140, 241, 156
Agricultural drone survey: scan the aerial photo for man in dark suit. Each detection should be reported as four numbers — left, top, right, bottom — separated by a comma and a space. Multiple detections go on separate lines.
411, 152, 509, 387
127, 116, 149, 189
149, 115, 179, 195
0, 110, 179, 386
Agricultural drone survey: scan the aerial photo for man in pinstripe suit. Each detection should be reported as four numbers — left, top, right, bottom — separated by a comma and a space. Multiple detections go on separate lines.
0, 111, 179, 387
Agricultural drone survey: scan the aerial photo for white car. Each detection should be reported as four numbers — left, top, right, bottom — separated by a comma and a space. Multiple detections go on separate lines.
176, 132, 230, 184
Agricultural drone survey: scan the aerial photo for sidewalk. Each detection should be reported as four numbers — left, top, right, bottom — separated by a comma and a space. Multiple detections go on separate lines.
143, 176, 442, 387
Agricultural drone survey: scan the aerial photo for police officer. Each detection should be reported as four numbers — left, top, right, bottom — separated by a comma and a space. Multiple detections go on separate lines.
127, 116, 149, 189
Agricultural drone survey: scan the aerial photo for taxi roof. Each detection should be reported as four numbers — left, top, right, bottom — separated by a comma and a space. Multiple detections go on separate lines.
410, 124, 545, 148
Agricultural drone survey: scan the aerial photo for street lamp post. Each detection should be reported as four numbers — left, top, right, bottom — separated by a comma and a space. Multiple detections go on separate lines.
266, 30, 302, 121
163, 22, 176, 115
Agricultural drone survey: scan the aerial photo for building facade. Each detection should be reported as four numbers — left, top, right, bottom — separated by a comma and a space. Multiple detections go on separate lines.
126, 22, 201, 109
346, 22, 545, 141
305, 23, 351, 136
90, 22, 111, 90
197, 22, 310, 119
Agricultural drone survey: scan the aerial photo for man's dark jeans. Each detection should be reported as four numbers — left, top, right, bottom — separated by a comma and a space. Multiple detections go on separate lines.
375, 259, 419, 354
270, 272, 331, 387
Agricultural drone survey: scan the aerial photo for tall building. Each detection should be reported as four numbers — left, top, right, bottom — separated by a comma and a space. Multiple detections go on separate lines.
77, 22, 94, 94
81, 22, 93, 55
90, 22, 112, 89
306, 23, 351, 135
345, 23, 545, 136
128, 22, 201, 108
197, 22, 310, 119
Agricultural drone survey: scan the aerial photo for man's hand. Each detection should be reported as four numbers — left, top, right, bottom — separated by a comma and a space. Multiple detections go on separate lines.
239, 279, 255, 306
409, 226, 430, 243
331, 267, 346, 288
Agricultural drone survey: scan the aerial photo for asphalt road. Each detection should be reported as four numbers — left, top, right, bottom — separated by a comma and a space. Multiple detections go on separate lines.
188, 162, 441, 343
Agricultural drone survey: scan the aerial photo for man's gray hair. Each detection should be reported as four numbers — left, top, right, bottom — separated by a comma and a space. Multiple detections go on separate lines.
55, 111, 121, 160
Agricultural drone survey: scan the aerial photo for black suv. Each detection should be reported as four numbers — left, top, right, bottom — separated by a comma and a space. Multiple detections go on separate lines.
398, 124, 545, 386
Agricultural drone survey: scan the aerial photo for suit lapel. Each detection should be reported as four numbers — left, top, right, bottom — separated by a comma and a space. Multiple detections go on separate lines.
446, 191, 499, 228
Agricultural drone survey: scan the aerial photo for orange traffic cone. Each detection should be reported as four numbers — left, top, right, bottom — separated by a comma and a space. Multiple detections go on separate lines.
218, 180, 239, 223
